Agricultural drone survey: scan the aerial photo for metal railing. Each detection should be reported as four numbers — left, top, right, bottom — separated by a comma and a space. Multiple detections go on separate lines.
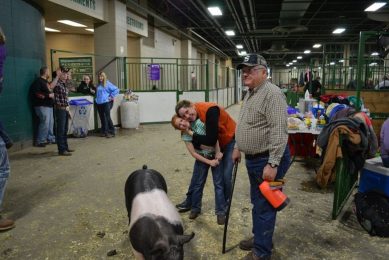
50, 51, 239, 105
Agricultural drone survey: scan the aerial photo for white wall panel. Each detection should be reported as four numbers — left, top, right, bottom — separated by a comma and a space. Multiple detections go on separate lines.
134, 92, 177, 123
179, 91, 205, 102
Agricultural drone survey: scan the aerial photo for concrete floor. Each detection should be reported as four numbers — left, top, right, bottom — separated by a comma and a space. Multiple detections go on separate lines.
0, 104, 388, 259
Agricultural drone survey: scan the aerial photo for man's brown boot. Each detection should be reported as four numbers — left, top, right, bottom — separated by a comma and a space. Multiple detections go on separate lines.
0, 217, 15, 231
239, 236, 254, 251
239, 237, 274, 251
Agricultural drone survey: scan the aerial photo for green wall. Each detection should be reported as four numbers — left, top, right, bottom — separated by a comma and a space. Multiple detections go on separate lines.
0, 0, 45, 145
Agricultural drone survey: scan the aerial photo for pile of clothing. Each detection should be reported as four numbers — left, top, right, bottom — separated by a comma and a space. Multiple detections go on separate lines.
316, 106, 378, 188
319, 94, 349, 105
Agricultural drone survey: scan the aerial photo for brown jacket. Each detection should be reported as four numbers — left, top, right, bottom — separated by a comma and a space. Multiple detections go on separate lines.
316, 125, 361, 188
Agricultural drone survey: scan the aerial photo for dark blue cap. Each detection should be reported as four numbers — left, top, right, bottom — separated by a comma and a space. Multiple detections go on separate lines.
237, 54, 267, 70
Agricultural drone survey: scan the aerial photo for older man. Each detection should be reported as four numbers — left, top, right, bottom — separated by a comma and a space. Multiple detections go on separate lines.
232, 54, 290, 260
175, 100, 236, 224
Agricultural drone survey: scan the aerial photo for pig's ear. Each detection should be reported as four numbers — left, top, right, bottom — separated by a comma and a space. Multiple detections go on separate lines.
177, 232, 195, 245
150, 240, 169, 256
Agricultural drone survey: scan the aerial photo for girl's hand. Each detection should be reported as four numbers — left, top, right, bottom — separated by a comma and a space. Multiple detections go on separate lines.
209, 159, 220, 167
215, 152, 223, 160
184, 129, 193, 136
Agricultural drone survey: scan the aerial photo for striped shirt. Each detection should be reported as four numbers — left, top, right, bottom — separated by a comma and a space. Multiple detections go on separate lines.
182, 119, 215, 157
235, 80, 288, 165
53, 80, 69, 107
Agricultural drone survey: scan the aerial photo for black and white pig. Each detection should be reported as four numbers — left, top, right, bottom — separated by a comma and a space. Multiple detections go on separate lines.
125, 165, 195, 260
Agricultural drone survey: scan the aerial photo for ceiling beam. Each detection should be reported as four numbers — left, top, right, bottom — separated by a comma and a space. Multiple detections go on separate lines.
126, 0, 229, 58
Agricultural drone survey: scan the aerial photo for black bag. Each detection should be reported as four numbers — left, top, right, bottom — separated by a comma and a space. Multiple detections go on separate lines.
354, 191, 389, 237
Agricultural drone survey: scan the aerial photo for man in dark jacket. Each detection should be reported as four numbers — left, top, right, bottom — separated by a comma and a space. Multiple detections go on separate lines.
31, 66, 60, 147
77, 75, 95, 95
304, 76, 322, 98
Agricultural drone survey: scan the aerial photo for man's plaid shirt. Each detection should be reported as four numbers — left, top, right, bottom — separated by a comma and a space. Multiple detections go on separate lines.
235, 80, 288, 165
53, 80, 69, 107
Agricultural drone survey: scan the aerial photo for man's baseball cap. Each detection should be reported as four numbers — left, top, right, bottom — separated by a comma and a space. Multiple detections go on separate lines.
59, 65, 70, 73
237, 54, 267, 70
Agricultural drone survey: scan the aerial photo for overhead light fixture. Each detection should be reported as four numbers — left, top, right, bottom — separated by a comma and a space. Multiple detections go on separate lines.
369, 62, 378, 66
208, 6, 222, 16
58, 20, 87, 27
304, 50, 311, 54
371, 52, 379, 56
297, 56, 302, 59
292, 60, 297, 62
318, 67, 321, 69
332, 28, 345, 34
364, 2, 387, 12
225, 30, 235, 36
313, 44, 322, 48
349, 67, 353, 69
239, 51, 247, 56
286, 64, 290, 67
339, 59, 344, 62
236, 44, 243, 49
85, 28, 94, 32
330, 62, 335, 65
293, 67, 297, 69
45, 27, 60, 32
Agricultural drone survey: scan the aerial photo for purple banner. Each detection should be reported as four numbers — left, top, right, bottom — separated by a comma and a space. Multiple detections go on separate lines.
148, 64, 160, 80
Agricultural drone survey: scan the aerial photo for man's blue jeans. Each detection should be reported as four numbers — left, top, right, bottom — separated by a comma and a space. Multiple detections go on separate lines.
0, 137, 10, 209
184, 159, 226, 216
55, 109, 69, 153
34, 106, 55, 144
245, 146, 290, 258
220, 139, 235, 201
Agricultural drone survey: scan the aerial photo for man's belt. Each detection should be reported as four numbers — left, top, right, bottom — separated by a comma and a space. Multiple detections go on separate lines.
245, 151, 269, 160
199, 153, 215, 160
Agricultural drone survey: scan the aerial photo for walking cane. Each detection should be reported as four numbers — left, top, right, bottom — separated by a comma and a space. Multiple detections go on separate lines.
222, 161, 239, 253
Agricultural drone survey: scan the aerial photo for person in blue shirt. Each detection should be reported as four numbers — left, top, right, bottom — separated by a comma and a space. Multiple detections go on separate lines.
95, 72, 119, 138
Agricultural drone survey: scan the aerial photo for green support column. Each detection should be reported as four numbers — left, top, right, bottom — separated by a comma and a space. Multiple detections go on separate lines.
124, 57, 127, 89
356, 31, 375, 110
50, 49, 54, 73
176, 58, 179, 91
321, 44, 326, 95
205, 61, 209, 102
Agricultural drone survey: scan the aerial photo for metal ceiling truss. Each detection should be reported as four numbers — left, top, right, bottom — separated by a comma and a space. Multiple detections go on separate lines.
128, 0, 389, 66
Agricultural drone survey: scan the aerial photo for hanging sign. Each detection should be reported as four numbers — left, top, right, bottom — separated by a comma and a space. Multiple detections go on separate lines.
148, 64, 160, 80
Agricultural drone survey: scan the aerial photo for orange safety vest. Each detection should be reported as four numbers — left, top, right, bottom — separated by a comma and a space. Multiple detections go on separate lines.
194, 102, 236, 148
